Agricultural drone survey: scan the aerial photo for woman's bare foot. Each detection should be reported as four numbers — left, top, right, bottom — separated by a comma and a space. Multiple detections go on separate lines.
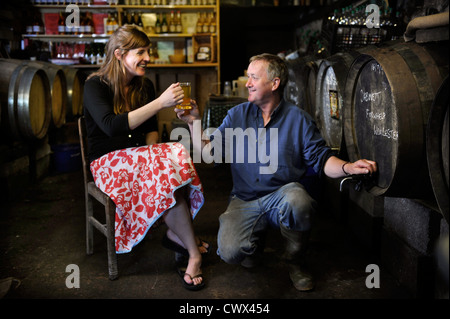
184, 255, 203, 286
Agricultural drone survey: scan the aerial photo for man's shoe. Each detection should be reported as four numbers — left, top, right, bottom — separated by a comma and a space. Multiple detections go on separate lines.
288, 265, 315, 291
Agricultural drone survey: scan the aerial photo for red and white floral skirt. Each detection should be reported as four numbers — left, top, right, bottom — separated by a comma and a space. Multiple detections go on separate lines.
90, 142, 204, 253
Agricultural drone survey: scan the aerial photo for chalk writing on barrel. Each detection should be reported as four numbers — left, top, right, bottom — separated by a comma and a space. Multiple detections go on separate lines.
366, 109, 386, 121
373, 125, 398, 140
365, 109, 398, 140
371, 62, 384, 74
360, 89, 382, 103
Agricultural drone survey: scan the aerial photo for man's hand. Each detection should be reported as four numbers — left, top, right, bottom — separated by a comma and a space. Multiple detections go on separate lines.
174, 99, 201, 125
344, 159, 377, 176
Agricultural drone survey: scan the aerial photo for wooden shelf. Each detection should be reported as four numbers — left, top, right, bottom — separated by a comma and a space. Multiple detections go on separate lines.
68, 62, 218, 68
23, 33, 217, 41
23, 34, 110, 42
148, 62, 218, 67
28, 0, 222, 128
35, 4, 216, 10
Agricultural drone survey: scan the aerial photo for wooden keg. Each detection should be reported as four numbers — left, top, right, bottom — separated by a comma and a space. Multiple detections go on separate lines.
427, 76, 449, 222
284, 55, 318, 117
64, 67, 84, 121
7, 59, 67, 129
314, 51, 359, 157
0, 60, 51, 141
343, 40, 448, 198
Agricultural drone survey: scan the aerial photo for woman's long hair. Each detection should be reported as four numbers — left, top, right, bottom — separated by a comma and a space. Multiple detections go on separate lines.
87, 25, 151, 114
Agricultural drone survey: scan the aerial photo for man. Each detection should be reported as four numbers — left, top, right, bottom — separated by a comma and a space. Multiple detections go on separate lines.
175, 53, 377, 291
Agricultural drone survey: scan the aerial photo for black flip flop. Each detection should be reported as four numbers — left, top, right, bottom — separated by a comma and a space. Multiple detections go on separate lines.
177, 267, 205, 291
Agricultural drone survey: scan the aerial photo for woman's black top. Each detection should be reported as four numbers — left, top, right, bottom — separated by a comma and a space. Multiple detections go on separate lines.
83, 75, 158, 163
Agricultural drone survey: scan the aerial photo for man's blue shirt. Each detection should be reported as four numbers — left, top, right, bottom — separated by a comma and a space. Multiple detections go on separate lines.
210, 99, 332, 201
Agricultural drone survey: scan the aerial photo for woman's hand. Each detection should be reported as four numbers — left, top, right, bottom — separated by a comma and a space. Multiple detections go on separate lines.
174, 99, 201, 125
158, 83, 184, 109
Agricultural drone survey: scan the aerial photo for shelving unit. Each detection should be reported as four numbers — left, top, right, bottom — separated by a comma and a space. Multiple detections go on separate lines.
24, 1, 221, 135
24, 3, 220, 68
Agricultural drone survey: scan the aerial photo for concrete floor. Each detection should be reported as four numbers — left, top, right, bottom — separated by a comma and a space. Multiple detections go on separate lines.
0, 162, 412, 302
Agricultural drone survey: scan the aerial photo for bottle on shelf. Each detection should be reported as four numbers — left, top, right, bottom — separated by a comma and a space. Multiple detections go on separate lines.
135, 12, 143, 28
80, 13, 87, 35
161, 13, 168, 33
124, 11, 132, 25
169, 11, 176, 33
58, 12, 66, 35
106, 13, 114, 35
33, 13, 45, 35
149, 43, 156, 64
73, 17, 81, 35
84, 44, 91, 64
208, 12, 216, 33
155, 13, 162, 34
175, 11, 183, 33
85, 12, 94, 35
202, 13, 209, 33
196, 12, 203, 33
112, 12, 119, 32
26, 22, 33, 35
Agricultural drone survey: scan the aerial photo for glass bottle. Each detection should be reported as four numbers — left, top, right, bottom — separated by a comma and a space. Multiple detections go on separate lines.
202, 12, 209, 33
176, 11, 183, 33
106, 13, 114, 35
155, 13, 162, 34
58, 12, 66, 35
208, 12, 216, 33
196, 12, 203, 33
169, 11, 176, 33
161, 13, 168, 33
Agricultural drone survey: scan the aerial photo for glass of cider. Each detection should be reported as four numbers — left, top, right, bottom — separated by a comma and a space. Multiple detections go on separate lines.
176, 82, 192, 110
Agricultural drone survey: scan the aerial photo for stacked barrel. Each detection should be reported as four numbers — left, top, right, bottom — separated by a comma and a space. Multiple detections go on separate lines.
0, 58, 85, 197
284, 39, 448, 220
285, 11, 448, 296
0, 59, 84, 142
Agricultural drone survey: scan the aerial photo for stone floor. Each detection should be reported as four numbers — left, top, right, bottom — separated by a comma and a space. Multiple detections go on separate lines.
1, 162, 414, 312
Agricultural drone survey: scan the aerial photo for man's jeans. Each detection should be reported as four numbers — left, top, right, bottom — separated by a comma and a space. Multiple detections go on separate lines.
217, 182, 317, 265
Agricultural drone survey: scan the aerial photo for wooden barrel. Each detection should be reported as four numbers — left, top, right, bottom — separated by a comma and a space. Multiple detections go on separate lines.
284, 55, 318, 117
314, 51, 359, 157
64, 68, 84, 120
7, 59, 67, 129
343, 40, 448, 198
427, 76, 449, 222
0, 60, 51, 141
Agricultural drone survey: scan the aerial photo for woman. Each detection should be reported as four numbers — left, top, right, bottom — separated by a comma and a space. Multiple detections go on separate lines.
83, 25, 207, 290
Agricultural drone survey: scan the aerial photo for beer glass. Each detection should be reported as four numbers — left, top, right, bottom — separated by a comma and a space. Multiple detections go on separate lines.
177, 82, 192, 110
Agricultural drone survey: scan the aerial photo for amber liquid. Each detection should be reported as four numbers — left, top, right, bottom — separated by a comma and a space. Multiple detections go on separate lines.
177, 84, 192, 109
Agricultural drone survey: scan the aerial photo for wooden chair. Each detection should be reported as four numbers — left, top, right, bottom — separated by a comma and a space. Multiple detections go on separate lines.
78, 116, 118, 280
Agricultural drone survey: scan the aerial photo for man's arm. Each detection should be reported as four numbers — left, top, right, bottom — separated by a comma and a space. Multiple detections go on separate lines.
324, 156, 377, 179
